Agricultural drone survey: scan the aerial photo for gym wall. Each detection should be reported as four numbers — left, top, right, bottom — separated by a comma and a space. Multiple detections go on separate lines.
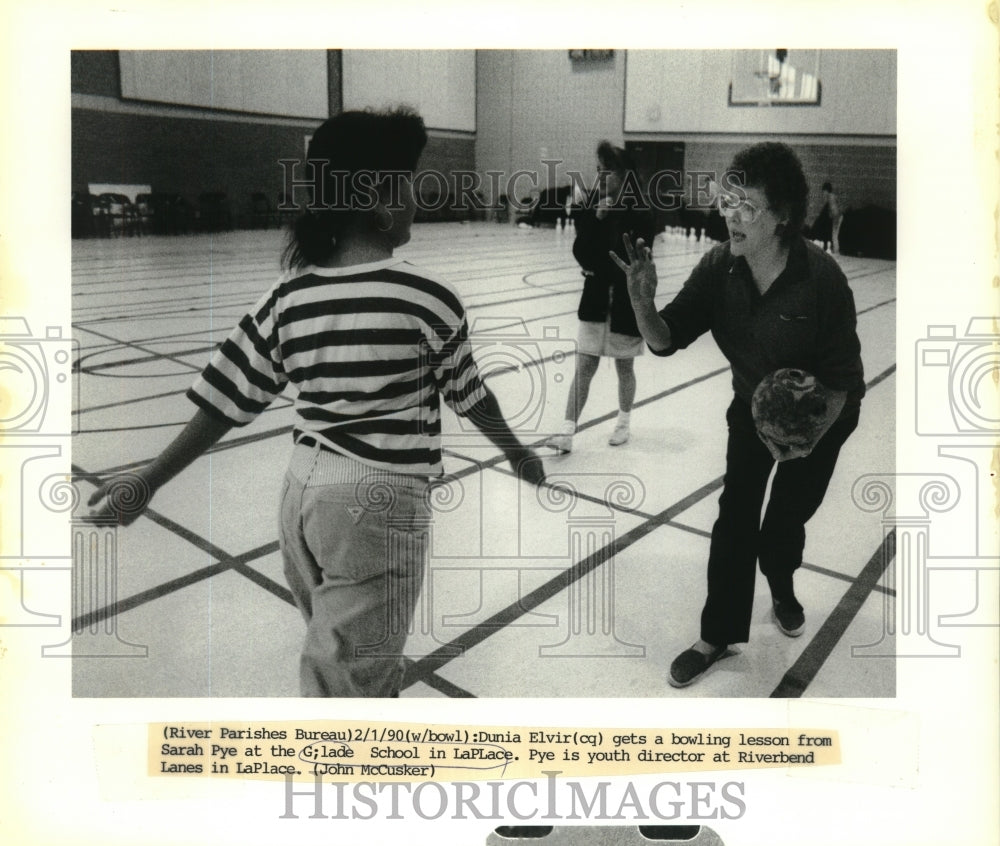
476, 50, 628, 203
625, 50, 896, 220
71, 50, 475, 225
71, 49, 896, 229
475, 50, 896, 217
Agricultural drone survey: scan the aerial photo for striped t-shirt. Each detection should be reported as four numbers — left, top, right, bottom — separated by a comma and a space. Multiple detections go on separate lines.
187, 257, 487, 476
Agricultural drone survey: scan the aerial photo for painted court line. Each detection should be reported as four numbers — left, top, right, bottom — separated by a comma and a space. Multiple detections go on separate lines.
769, 530, 897, 698
68, 230, 897, 697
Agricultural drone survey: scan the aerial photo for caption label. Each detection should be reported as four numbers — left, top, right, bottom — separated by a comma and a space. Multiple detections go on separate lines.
149, 722, 840, 782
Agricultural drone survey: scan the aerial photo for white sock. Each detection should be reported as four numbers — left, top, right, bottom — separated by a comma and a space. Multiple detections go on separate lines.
560, 419, 576, 436
616, 411, 631, 428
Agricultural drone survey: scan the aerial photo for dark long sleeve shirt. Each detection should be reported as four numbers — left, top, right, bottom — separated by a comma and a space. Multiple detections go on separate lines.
655, 237, 866, 408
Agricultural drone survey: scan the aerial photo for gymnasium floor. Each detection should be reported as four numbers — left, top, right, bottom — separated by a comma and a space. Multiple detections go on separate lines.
69, 219, 897, 699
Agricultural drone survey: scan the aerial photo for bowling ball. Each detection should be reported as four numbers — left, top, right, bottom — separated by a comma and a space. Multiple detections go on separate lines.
751, 369, 830, 448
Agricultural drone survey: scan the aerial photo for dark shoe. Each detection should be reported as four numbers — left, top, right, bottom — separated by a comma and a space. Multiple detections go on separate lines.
668, 643, 732, 688
773, 599, 805, 637
544, 433, 573, 454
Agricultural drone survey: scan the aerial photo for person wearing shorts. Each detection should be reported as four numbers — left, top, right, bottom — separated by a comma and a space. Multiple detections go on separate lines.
546, 141, 656, 454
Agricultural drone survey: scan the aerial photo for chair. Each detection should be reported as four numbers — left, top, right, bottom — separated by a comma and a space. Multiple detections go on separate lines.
133, 193, 154, 235
94, 193, 139, 237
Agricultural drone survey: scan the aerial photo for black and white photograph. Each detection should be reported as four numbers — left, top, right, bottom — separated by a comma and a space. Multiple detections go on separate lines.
67, 47, 897, 700
1, 2, 996, 846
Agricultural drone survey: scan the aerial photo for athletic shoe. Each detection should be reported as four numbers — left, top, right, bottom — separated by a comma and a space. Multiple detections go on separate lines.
544, 434, 573, 454
772, 599, 805, 637
668, 643, 733, 688
608, 422, 630, 446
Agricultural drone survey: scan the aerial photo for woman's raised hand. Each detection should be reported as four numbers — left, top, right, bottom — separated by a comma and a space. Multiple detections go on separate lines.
610, 235, 658, 304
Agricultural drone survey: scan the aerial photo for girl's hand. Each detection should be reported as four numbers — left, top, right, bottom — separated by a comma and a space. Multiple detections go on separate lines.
83, 471, 155, 526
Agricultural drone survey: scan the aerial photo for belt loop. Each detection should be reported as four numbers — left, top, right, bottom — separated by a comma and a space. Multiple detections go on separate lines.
300, 437, 321, 487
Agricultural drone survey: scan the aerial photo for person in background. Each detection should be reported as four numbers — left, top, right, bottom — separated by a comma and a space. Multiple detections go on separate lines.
546, 141, 656, 454
812, 181, 843, 254
86, 108, 545, 698
613, 142, 865, 688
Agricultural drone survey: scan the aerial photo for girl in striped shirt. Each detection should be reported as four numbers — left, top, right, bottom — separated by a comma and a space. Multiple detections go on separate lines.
88, 108, 545, 697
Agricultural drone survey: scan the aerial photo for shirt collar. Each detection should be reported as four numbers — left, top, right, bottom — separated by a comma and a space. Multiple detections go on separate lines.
727, 236, 809, 289
302, 257, 407, 277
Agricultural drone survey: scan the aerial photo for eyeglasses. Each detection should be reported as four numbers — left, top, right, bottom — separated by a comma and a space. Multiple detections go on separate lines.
711, 181, 768, 225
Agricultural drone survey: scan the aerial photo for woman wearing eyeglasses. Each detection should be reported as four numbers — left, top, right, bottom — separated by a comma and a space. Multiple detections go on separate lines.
612, 142, 865, 689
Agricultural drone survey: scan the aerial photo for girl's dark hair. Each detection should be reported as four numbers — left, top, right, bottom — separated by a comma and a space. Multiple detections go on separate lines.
596, 140, 636, 175
596, 140, 649, 211
283, 107, 427, 269
726, 142, 809, 245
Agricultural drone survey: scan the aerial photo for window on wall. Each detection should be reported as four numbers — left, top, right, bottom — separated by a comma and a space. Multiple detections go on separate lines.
119, 51, 329, 119
728, 50, 821, 106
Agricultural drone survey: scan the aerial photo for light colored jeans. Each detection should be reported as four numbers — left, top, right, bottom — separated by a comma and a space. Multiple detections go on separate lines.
279, 442, 429, 697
